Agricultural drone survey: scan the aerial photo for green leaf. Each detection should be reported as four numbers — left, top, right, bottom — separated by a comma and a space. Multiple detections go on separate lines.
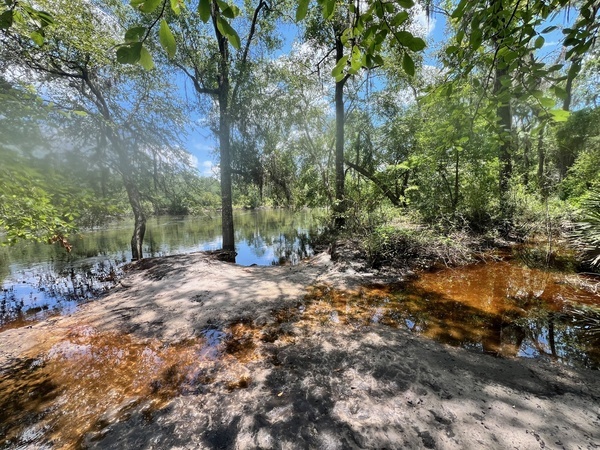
159, 19, 176, 58
35, 11, 54, 27
198, 0, 211, 22
216, 17, 240, 49
396, 30, 413, 46
73, 110, 87, 117
0, 10, 13, 30
451, 0, 468, 18
116, 43, 142, 64
125, 26, 146, 42
30, 31, 44, 46
332, 55, 348, 78
350, 46, 362, 72
553, 85, 567, 100
322, 0, 335, 19
397, 0, 415, 7
549, 109, 570, 122
139, 46, 154, 69
296, 0, 309, 21
534, 36, 544, 49
541, 25, 557, 34
531, 89, 544, 99
391, 11, 409, 27
470, 28, 482, 50
217, 0, 239, 18
170, 0, 182, 15
445, 45, 458, 55
139, 0, 161, 13
407, 37, 426, 52
539, 97, 555, 108
402, 52, 415, 76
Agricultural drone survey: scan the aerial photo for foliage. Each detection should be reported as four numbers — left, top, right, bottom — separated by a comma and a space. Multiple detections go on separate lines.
572, 190, 600, 268
558, 108, 600, 202
364, 220, 476, 269
0, 148, 117, 247
1, 0, 600, 265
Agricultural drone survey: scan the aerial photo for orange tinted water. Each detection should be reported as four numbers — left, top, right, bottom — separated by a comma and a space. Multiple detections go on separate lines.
2, 253, 599, 448
300, 258, 600, 368
0, 325, 253, 449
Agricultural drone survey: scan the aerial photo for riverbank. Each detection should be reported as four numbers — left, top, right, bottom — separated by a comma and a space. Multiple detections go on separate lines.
1, 250, 600, 449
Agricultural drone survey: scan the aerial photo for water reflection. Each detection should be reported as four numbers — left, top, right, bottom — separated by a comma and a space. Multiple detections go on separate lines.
0, 209, 324, 329
0, 324, 252, 449
300, 259, 600, 370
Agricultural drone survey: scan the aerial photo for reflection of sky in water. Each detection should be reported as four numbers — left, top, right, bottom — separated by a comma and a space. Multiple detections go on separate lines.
1, 210, 323, 327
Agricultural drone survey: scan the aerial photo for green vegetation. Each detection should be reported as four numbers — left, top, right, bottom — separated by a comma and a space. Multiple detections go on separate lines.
0, 0, 599, 268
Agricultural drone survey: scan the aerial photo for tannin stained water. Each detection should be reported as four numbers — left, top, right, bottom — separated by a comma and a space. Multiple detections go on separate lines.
301, 255, 600, 369
2, 246, 600, 448
0, 324, 257, 449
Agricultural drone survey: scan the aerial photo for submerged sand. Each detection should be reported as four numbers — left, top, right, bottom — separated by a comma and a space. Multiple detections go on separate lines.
1, 251, 599, 449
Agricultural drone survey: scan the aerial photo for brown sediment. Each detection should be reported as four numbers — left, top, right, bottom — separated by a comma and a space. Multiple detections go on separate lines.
1, 251, 600, 450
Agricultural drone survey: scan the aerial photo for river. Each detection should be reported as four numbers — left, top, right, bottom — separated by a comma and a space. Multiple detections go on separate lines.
0, 209, 324, 328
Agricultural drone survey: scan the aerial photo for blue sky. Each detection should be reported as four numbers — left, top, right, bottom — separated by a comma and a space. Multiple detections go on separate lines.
182, 7, 440, 173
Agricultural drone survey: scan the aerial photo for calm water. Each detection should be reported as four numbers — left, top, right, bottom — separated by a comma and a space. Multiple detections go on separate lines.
0, 209, 324, 328
300, 247, 600, 370
2, 232, 600, 448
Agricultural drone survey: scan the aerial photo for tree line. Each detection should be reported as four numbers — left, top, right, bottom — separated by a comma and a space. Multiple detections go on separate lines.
1, 0, 599, 262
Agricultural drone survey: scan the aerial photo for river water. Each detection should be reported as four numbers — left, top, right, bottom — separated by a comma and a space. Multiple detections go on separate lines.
1, 211, 599, 369
0, 209, 324, 328
2, 216, 600, 448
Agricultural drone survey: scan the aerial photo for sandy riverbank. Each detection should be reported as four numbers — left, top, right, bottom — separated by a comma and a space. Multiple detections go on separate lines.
1, 251, 599, 449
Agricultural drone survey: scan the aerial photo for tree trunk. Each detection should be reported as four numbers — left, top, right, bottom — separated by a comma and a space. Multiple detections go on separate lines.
213, 1, 235, 259
219, 87, 235, 254
345, 159, 403, 207
123, 177, 146, 261
537, 125, 547, 198
334, 36, 347, 229
494, 65, 514, 221
453, 146, 460, 211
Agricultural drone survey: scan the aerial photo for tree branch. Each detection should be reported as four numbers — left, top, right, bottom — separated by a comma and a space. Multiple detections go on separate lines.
345, 159, 403, 207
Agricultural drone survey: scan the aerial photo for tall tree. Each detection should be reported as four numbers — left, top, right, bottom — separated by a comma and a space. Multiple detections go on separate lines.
1, 0, 189, 259
299, 0, 426, 227
122, 0, 283, 257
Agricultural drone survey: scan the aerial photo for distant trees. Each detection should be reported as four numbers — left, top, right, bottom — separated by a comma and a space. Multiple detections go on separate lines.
0, 0, 190, 259
1, 0, 599, 256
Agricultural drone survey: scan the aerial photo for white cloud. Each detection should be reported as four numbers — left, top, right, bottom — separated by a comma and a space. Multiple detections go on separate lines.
542, 41, 559, 48
187, 153, 199, 169
410, 4, 436, 38
200, 160, 219, 178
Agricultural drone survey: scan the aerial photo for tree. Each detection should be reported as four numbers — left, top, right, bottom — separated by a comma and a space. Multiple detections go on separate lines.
120, 0, 284, 258
1, 0, 189, 259
299, 0, 427, 227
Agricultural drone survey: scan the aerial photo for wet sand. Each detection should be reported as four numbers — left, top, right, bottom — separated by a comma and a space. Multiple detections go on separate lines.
1, 251, 599, 449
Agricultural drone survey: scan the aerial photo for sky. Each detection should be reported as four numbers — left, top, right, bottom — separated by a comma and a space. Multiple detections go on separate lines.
182, 6, 441, 174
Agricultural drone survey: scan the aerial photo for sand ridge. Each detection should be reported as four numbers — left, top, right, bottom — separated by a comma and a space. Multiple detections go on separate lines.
1, 251, 599, 449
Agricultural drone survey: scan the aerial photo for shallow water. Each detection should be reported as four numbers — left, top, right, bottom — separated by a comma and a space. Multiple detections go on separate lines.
300, 251, 600, 369
2, 248, 600, 448
0, 209, 323, 329
0, 324, 255, 449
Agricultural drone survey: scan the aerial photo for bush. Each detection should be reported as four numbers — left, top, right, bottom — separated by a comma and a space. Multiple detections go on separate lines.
572, 189, 600, 269
364, 221, 475, 269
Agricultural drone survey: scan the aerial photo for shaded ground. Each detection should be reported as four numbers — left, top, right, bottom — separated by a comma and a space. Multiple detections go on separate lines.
1, 251, 599, 449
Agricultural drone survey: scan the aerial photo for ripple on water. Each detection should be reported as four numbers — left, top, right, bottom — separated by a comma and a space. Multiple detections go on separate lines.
0, 323, 254, 449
